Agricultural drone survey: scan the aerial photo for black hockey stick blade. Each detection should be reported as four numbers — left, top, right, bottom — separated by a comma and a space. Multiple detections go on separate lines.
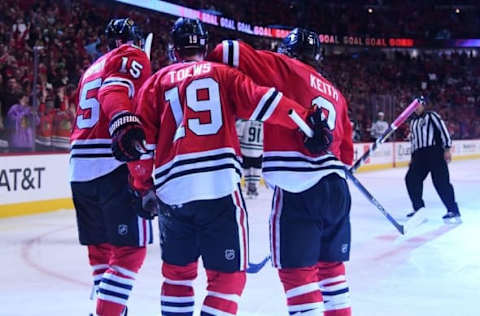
246, 256, 271, 274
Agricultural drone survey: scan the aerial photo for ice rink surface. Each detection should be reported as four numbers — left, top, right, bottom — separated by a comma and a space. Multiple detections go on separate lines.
1, 159, 479, 316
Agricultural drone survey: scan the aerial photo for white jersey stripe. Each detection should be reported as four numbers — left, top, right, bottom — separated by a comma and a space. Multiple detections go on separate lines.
249, 88, 275, 121
260, 91, 282, 122
232, 40, 240, 67
71, 138, 112, 145
222, 40, 229, 65
101, 76, 135, 98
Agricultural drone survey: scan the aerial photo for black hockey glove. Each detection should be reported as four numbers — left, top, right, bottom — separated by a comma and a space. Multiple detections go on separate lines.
304, 109, 333, 154
130, 186, 161, 220
109, 112, 147, 162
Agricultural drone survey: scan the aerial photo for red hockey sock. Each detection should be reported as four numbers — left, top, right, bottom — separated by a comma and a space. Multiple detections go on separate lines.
96, 246, 146, 316
88, 244, 112, 295
278, 265, 324, 315
201, 269, 246, 315
161, 261, 198, 315
316, 262, 351, 316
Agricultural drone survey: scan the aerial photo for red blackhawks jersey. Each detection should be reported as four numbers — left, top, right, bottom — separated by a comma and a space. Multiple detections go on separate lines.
129, 60, 309, 205
208, 40, 353, 192
70, 44, 151, 182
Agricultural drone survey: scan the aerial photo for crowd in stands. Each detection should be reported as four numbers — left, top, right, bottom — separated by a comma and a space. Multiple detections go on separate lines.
0, 0, 479, 153
174, 0, 480, 39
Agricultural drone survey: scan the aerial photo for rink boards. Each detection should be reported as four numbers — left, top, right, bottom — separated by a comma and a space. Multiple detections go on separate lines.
1, 139, 479, 217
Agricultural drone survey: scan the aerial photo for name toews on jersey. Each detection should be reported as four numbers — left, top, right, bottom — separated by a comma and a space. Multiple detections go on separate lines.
130, 60, 310, 205
70, 44, 151, 182
208, 40, 354, 192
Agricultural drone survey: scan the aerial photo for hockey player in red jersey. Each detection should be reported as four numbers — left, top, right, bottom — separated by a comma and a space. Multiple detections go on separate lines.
69, 18, 155, 316
208, 29, 354, 315
113, 18, 331, 316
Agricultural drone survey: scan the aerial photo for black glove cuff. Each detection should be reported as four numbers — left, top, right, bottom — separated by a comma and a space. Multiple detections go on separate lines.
109, 112, 142, 136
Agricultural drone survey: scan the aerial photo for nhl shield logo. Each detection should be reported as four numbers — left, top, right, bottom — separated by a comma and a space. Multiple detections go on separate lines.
118, 224, 128, 236
225, 249, 235, 261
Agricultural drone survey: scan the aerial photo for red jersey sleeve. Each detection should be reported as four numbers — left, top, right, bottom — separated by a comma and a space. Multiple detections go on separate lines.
339, 97, 354, 165
98, 45, 152, 120
127, 75, 159, 191
208, 40, 277, 84
221, 67, 310, 130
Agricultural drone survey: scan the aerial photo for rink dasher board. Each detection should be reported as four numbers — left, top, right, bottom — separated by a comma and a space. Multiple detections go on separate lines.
1, 139, 480, 217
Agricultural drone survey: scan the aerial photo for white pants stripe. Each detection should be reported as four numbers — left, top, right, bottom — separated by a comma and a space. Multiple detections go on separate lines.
269, 187, 283, 268
232, 189, 248, 270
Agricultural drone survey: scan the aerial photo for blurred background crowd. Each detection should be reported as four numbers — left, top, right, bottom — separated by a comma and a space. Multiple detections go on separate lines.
1, 0, 479, 153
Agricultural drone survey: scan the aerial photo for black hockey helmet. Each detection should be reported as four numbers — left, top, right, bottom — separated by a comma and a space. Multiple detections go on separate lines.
278, 28, 321, 65
170, 17, 208, 57
105, 18, 144, 50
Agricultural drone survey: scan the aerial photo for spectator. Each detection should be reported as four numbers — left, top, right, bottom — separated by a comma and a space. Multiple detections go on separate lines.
370, 111, 389, 140
6, 92, 39, 152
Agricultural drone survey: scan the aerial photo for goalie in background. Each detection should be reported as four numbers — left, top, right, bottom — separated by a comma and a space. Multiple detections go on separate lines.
237, 119, 264, 198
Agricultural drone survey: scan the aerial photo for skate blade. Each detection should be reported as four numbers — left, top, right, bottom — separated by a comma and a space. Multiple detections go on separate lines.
443, 217, 462, 224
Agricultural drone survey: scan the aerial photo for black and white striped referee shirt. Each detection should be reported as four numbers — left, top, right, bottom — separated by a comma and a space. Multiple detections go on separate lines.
409, 111, 452, 153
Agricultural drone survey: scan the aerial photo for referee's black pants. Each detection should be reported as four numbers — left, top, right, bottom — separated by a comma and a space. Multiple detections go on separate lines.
405, 146, 459, 214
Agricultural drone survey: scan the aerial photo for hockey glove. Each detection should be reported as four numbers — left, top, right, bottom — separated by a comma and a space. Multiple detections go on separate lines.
130, 186, 161, 220
109, 112, 147, 162
304, 109, 333, 154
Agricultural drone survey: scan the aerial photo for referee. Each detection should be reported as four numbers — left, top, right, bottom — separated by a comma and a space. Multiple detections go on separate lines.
405, 101, 461, 223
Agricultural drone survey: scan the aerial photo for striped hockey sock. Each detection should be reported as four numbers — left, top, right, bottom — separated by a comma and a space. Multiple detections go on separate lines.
316, 262, 351, 316
96, 246, 146, 316
161, 262, 197, 315
278, 266, 324, 315
200, 270, 246, 316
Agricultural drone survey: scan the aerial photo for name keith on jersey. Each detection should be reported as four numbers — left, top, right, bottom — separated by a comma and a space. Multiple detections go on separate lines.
167, 63, 212, 83
310, 74, 339, 101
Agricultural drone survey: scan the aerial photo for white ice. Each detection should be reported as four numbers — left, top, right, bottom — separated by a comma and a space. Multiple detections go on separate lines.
1, 159, 479, 316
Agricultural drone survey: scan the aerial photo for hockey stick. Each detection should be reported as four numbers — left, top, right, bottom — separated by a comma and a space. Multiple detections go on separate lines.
288, 109, 407, 235
350, 97, 424, 173
144, 33, 153, 60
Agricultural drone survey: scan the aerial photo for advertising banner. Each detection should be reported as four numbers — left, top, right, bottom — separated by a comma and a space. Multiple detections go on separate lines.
0, 154, 71, 205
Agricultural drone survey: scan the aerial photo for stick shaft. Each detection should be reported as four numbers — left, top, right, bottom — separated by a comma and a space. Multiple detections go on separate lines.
350, 98, 421, 173
144, 33, 153, 60
288, 109, 405, 235
288, 109, 314, 137
345, 169, 405, 234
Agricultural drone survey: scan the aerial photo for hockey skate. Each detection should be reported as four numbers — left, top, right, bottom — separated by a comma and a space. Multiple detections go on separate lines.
442, 212, 462, 224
